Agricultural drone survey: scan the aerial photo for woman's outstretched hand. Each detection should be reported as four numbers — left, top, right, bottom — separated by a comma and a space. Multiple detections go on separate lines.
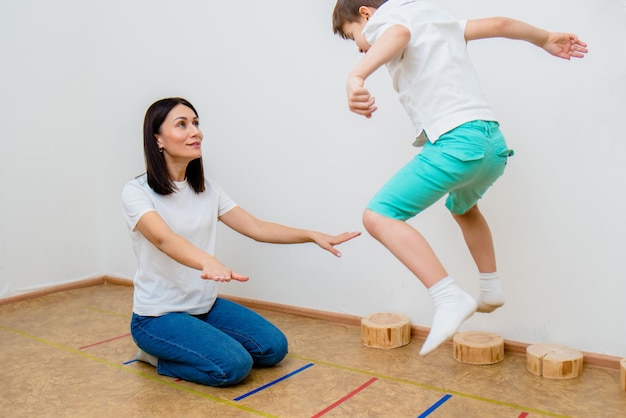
311, 231, 361, 257
201, 260, 249, 282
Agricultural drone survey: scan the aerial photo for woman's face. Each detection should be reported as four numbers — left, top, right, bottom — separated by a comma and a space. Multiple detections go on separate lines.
155, 104, 203, 163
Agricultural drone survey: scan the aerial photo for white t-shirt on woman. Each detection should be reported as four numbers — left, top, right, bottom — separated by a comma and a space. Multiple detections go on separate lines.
122, 174, 237, 316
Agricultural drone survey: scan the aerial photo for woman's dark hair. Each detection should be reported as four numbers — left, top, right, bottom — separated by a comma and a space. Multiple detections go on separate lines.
143, 97, 205, 195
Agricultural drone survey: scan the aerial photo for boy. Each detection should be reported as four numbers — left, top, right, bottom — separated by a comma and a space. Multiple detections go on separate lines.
332, 0, 587, 355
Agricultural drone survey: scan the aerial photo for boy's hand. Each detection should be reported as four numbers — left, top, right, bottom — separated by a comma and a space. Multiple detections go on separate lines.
543, 32, 588, 60
347, 75, 377, 118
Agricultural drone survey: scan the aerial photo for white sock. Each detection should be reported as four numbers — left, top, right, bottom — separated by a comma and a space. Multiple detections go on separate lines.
476, 272, 505, 313
136, 349, 158, 367
420, 277, 477, 355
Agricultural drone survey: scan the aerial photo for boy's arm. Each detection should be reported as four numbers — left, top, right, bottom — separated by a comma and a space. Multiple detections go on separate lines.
347, 24, 410, 118
465, 17, 587, 60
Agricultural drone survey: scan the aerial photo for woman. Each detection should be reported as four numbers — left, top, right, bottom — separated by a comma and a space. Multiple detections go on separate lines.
122, 97, 360, 386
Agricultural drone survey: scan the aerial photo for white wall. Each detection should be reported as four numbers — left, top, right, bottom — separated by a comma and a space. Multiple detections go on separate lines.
1, 0, 624, 357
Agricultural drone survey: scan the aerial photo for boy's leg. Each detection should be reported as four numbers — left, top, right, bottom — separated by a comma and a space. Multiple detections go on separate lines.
445, 121, 512, 313
362, 209, 446, 287
451, 205, 496, 272
363, 209, 476, 355
363, 131, 491, 355
451, 205, 504, 313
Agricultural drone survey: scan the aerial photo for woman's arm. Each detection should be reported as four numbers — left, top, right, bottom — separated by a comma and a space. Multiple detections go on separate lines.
135, 211, 249, 282
219, 206, 361, 257
465, 17, 588, 60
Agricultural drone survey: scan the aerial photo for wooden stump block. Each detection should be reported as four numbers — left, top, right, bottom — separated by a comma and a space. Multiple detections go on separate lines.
452, 331, 504, 365
361, 312, 411, 349
526, 344, 583, 379
620, 358, 626, 391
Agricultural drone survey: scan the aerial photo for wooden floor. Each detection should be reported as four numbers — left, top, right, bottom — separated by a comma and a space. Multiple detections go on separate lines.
1, 283, 624, 417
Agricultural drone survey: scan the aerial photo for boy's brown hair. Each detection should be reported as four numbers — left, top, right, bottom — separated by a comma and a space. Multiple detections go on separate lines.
332, 0, 388, 39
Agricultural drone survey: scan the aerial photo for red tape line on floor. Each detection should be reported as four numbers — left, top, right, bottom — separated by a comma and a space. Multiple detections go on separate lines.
78, 333, 131, 350
311, 377, 378, 417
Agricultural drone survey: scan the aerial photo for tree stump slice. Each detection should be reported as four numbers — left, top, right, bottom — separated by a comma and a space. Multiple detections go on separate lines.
526, 344, 583, 379
361, 312, 411, 349
620, 358, 626, 391
452, 331, 504, 365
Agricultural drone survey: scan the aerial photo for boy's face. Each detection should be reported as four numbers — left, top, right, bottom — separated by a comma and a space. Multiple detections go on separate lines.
342, 6, 376, 53
342, 18, 371, 53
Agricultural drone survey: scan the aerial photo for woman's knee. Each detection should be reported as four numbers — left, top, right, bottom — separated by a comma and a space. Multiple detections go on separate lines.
208, 333, 287, 385
253, 329, 288, 367
205, 352, 254, 387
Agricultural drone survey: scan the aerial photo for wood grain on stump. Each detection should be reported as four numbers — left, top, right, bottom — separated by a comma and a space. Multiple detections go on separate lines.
361, 312, 411, 349
526, 344, 583, 379
453, 331, 504, 365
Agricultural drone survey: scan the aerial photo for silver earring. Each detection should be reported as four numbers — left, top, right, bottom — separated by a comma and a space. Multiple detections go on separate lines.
158, 147, 163, 153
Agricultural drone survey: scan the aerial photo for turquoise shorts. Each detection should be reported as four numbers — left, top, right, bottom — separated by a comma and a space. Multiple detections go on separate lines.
367, 120, 513, 219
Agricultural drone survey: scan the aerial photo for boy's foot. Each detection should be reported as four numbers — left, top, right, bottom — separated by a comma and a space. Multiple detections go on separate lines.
136, 349, 158, 367
476, 273, 505, 313
476, 298, 505, 313
420, 279, 477, 356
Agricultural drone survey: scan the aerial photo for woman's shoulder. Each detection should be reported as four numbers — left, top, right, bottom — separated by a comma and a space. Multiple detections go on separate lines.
125, 173, 148, 187
122, 173, 149, 198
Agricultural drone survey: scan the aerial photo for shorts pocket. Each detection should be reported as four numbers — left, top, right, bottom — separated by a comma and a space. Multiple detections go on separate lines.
440, 144, 485, 162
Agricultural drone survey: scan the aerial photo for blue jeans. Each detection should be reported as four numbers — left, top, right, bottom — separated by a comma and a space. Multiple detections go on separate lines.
131, 298, 288, 387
